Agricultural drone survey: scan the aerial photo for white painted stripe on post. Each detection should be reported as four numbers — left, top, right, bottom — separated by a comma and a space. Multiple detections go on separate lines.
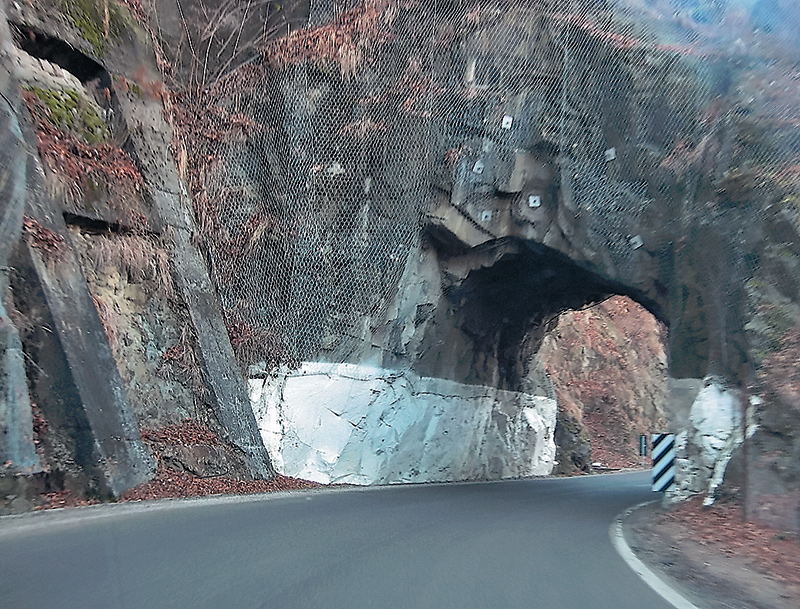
652, 464, 675, 493
651, 433, 675, 492
652, 438, 672, 461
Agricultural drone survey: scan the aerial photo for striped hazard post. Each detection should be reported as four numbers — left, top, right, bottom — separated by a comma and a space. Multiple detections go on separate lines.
651, 433, 676, 492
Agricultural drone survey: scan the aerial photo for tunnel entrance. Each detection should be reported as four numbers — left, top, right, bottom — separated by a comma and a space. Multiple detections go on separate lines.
416, 237, 669, 476
540, 296, 668, 474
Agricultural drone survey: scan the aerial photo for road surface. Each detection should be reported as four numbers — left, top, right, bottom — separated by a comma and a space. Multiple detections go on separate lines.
0, 471, 675, 609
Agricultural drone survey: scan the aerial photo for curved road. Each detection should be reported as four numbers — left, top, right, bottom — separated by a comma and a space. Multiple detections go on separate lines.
0, 471, 675, 609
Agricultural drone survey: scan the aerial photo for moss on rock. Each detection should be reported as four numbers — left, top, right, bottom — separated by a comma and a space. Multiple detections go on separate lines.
60, 0, 130, 56
24, 86, 109, 144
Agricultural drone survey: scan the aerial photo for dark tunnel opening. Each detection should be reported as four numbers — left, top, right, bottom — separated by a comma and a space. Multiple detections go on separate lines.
421, 237, 666, 389
418, 236, 670, 474
10, 24, 108, 85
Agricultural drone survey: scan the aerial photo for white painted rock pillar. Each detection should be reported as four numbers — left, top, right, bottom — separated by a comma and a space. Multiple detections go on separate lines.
671, 376, 750, 503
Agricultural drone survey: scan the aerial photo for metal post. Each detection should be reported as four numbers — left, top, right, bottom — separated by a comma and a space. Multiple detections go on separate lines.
740, 362, 750, 523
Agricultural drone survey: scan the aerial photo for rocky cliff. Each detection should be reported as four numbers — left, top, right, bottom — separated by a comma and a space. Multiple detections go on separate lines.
540, 296, 669, 474
0, 0, 273, 511
0, 0, 798, 532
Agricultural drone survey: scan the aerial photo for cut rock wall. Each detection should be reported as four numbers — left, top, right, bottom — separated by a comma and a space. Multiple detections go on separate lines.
251, 363, 556, 485
672, 377, 749, 504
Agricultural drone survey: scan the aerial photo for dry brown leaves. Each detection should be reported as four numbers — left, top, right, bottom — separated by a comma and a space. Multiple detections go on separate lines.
22, 216, 65, 256
553, 11, 642, 51
263, 0, 401, 77
339, 117, 388, 139
158, 333, 207, 397
140, 419, 221, 446
37, 491, 101, 510
225, 319, 291, 370
126, 419, 322, 501
167, 65, 266, 247
664, 497, 800, 591
121, 469, 321, 502
22, 91, 145, 211
544, 296, 667, 471
35, 469, 322, 510
759, 327, 800, 411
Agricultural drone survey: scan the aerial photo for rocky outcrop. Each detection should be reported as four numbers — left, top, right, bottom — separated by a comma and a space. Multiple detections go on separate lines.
0, 0, 274, 508
216, 0, 797, 526
673, 378, 748, 503
539, 296, 669, 473
1, 0, 799, 532
0, 4, 40, 476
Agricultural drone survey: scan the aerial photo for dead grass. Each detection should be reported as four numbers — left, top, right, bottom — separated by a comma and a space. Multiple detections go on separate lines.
85, 234, 175, 301
262, 0, 403, 79
22, 91, 147, 225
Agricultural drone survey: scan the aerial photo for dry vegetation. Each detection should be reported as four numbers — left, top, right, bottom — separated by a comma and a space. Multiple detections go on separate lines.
262, 0, 405, 78
167, 62, 293, 369
758, 327, 800, 412
542, 296, 669, 470
84, 233, 175, 299
22, 216, 65, 257
139, 418, 221, 446
663, 497, 800, 602
115, 0, 147, 23
158, 325, 208, 399
166, 64, 265, 245
36, 420, 322, 508
22, 90, 147, 224
225, 319, 291, 371
121, 468, 321, 501
125, 418, 321, 500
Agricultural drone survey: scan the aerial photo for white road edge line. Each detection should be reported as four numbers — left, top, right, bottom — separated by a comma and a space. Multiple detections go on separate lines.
610, 501, 702, 609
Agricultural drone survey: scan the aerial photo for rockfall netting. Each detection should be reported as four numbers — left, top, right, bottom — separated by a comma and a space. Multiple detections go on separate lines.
164, 0, 800, 375
155, 0, 800, 530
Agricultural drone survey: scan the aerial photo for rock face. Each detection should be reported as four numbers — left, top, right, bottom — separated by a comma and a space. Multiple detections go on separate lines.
0, 0, 799, 532
209, 0, 796, 528
0, 6, 40, 476
251, 363, 556, 485
0, 0, 274, 510
539, 296, 669, 473
674, 378, 747, 503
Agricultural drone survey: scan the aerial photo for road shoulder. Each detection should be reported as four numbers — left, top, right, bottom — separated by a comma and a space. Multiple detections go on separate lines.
620, 499, 800, 609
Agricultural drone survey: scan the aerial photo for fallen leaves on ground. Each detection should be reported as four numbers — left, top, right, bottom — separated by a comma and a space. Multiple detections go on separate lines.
662, 497, 800, 592
140, 419, 222, 446
120, 469, 321, 502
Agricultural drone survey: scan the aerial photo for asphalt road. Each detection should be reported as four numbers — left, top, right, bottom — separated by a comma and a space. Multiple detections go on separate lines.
0, 471, 675, 609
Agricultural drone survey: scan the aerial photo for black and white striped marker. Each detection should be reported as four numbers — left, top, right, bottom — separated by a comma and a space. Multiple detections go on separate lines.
651, 433, 675, 492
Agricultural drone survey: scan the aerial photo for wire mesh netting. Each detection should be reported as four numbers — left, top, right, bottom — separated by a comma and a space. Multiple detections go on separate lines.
144, 0, 800, 530
161, 0, 799, 379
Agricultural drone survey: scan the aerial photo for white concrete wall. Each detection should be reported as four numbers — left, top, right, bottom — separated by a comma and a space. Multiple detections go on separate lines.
250, 363, 557, 485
